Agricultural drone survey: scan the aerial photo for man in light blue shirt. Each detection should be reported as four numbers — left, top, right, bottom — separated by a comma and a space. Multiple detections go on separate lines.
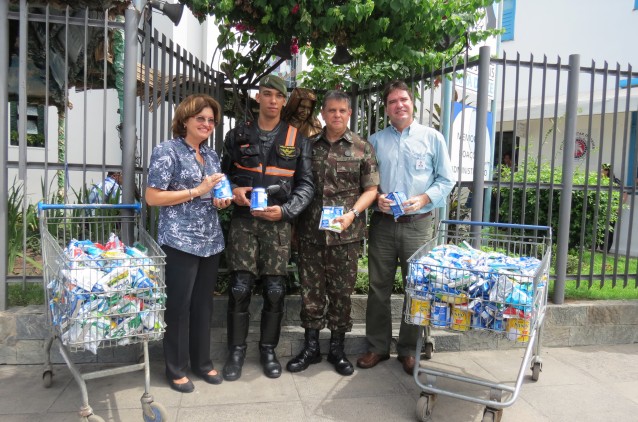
88, 172, 122, 204
357, 80, 454, 375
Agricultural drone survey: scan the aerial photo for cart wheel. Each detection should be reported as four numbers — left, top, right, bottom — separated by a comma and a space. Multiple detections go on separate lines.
424, 342, 433, 360
42, 370, 53, 388
482, 407, 503, 422
531, 361, 542, 381
83, 415, 105, 422
143, 402, 168, 422
416, 393, 436, 422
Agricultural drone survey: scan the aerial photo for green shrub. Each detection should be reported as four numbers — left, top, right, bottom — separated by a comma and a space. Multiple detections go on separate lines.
355, 256, 404, 294
498, 161, 621, 249
7, 179, 41, 273
8, 282, 45, 306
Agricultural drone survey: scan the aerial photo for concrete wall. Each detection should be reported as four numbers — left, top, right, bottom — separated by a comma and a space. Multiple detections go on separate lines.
2, 297, 636, 365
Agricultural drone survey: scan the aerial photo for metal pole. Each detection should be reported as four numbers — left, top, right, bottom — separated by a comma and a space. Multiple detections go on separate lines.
350, 83, 359, 132
483, 3, 504, 223
18, 0, 27, 182
122, 6, 140, 244
553, 54, 580, 304
0, 0, 9, 310
470, 46, 491, 242
440, 65, 453, 223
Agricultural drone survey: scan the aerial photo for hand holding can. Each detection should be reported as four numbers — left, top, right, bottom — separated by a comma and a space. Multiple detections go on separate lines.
213, 175, 233, 199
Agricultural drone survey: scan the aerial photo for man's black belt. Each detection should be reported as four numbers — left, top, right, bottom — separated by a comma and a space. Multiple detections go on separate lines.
373, 211, 432, 223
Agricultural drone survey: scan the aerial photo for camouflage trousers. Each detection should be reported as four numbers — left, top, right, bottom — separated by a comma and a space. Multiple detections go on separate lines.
297, 241, 361, 332
227, 217, 291, 277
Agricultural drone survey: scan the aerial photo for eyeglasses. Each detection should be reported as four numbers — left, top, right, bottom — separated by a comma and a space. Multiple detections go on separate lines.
193, 116, 216, 125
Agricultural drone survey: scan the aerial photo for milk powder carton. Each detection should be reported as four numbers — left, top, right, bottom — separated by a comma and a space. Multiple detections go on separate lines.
319, 206, 344, 232
386, 191, 408, 220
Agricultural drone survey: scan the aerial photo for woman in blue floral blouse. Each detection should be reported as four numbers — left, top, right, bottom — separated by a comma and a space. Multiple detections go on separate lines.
146, 94, 233, 393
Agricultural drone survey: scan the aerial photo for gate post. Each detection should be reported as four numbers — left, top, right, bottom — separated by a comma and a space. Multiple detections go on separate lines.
470, 46, 491, 242
350, 83, 359, 132
122, 6, 140, 244
0, 0, 8, 310
554, 54, 580, 304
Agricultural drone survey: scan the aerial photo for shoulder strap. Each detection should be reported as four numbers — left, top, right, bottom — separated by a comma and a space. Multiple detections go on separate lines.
285, 126, 298, 147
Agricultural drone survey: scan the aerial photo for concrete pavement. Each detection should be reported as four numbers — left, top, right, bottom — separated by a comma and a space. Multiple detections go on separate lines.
1, 343, 637, 421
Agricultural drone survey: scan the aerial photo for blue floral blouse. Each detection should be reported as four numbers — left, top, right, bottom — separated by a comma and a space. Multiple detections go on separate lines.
147, 138, 225, 257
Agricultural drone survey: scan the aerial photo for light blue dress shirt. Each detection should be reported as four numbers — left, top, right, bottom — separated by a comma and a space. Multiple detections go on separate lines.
88, 176, 121, 204
369, 121, 455, 213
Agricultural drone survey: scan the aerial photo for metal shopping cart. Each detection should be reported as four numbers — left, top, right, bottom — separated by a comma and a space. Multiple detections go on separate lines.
38, 203, 167, 422
405, 220, 551, 422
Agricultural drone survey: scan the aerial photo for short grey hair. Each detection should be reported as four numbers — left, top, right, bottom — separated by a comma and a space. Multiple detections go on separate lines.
322, 90, 351, 109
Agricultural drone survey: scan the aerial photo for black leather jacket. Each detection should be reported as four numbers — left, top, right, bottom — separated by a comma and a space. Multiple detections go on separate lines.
222, 120, 314, 221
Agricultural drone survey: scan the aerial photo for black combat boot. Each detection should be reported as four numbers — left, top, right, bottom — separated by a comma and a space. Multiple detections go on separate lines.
286, 328, 322, 372
259, 311, 283, 378
223, 312, 249, 381
327, 331, 354, 376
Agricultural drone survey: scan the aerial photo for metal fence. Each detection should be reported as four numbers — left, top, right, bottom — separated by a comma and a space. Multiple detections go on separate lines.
2, 3, 637, 310
346, 47, 638, 299
1, 3, 227, 309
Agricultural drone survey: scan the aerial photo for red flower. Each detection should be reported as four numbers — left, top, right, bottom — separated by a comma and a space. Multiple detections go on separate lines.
235, 22, 248, 32
291, 4, 300, 15
291, 44, 299, 55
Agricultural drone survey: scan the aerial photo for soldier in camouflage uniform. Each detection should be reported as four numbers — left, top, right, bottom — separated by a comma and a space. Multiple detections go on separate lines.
286, 90, 379, 376
221, 75, 314, 381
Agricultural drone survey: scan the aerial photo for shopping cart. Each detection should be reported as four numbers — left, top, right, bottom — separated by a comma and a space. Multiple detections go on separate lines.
38, 203, 167, 422
405, 220, 551, 422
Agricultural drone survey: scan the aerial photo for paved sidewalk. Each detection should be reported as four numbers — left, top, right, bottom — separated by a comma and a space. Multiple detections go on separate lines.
1, 343, 636, 421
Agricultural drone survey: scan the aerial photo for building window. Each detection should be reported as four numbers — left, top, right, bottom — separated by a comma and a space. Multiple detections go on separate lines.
9, 102, 45, 148
502, 0, 516, 42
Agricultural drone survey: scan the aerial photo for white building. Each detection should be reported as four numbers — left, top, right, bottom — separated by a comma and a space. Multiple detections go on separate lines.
496, 0, 638, 178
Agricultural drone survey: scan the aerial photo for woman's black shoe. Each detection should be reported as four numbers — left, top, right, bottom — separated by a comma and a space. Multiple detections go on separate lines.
168, 378, 194, 393
194, 370, 223, 385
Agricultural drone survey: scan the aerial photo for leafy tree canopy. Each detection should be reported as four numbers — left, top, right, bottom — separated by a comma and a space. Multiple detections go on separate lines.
181, 0, 499, 104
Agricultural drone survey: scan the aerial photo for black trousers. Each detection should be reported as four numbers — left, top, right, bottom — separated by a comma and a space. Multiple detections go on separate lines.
162, 245, 221, 380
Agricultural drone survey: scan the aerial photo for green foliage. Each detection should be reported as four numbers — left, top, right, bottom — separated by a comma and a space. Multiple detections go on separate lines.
10, 131, 45, 148
184, 0, 500, 97
8, 282, 45, 306
298, 45, 413, 92
355, 257, 370, 294
7, 179, 41, 273
355, 256, 403, 294
549, 279, 638, 300
498, 161, 621, 249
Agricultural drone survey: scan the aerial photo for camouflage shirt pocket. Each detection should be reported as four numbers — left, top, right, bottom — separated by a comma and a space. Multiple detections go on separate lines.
335, 159, 360, 193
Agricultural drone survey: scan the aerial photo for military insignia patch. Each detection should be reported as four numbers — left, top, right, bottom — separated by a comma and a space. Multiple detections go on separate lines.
278, 145, 297, 159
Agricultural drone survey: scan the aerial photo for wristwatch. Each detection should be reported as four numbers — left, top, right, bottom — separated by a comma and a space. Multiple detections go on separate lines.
348, 208, 361, 218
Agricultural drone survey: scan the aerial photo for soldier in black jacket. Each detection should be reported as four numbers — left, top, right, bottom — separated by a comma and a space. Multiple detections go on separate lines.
221, 75, 314, 381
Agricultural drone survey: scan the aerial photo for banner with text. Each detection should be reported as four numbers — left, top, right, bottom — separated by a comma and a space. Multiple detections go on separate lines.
450, 102, 493, 182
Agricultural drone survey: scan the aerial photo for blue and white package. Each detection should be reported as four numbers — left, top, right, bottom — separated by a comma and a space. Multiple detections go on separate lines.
386, 191, 408, 219
319, 206, 344, 232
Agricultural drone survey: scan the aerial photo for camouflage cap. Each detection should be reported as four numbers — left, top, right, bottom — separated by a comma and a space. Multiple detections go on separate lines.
260, 75, 287, 96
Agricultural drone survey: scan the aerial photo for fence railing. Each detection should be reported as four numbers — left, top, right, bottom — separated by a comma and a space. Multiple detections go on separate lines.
3, 3, 638, 310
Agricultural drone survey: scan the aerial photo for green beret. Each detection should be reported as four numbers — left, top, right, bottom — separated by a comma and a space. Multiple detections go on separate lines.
260, 75, 287, 96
